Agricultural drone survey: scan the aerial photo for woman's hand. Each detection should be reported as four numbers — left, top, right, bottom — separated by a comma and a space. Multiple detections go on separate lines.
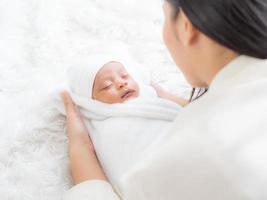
60, 91, 95, 153
60, 91, 107, 184
151, 81, 189, 107
150, 81, 168, 98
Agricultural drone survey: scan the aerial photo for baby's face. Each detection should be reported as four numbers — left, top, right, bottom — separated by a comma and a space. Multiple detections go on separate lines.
92, 61, 140, 104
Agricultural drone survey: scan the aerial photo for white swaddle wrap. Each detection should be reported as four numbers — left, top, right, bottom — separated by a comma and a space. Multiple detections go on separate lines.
55, 54, 182, 187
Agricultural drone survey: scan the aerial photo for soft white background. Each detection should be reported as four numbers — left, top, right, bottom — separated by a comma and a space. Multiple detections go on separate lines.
0, 0, 190, 199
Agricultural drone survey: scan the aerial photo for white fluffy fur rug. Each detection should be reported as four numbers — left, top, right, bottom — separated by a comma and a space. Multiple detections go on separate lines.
0, 0, 189, 199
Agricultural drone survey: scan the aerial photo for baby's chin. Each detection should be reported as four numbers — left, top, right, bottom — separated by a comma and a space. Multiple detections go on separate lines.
93, 90, 140, 104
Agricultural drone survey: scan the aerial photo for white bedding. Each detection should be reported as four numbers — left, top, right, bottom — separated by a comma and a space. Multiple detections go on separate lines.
0, 0, 190, 199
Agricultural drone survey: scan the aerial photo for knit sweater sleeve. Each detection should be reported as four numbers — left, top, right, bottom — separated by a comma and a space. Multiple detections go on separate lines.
63, 180, 121, 200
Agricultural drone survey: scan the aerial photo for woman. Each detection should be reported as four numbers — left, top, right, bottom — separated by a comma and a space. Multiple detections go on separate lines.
61, 0, 267, 199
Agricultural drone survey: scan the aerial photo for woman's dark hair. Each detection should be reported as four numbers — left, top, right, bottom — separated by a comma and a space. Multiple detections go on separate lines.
166, 0, 267, 59
189, 87, 208, 102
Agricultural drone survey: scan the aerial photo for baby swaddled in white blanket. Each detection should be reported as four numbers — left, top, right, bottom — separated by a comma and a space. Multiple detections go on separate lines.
55, 54, 186, 189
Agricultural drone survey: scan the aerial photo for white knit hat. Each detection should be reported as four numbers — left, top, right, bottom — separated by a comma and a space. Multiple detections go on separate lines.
68, 55, 108, 98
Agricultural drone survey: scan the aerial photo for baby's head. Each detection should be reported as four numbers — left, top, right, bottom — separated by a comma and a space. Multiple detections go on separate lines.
92, 61, 140, 103
68, 57, 140, 104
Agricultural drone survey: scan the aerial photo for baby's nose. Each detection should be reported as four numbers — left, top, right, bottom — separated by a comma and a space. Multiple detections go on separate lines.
117, 80, 128, 89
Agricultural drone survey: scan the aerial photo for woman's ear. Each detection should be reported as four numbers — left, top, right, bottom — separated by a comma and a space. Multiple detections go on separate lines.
176, 10, 198, 47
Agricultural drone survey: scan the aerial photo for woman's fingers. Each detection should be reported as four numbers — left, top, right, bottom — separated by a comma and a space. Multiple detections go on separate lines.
60, 91, 80, 131
60, 91, 77, 116
150, 81, 165, 97
60, 90, 89, 135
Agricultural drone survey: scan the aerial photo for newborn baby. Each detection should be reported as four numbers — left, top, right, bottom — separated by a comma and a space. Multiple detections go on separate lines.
81, 58, 188, 106
92, 61, 140, 104
58, 54, 185, 192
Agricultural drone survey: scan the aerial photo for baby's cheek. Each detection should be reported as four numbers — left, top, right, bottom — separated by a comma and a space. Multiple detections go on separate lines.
107, 89, 121, 103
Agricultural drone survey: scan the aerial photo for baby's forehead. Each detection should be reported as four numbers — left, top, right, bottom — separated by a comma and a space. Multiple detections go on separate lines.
104, 61, 125, 69
99, 61, 127, 75
94, 61, 127, 83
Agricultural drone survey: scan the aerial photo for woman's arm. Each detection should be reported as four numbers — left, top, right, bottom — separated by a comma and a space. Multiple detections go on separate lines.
61, 91, 107, 184
61, 91, 121, 200
151, 82, 189, 107
68, 136, 107, 184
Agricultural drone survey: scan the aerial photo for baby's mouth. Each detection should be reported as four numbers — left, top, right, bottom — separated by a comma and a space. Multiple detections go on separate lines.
121, 89, 135, 99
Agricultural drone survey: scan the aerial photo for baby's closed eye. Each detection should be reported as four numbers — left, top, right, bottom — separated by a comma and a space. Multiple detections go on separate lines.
102, 84, 112, 90
121, 73, 129, 78
101, 81, 113, 90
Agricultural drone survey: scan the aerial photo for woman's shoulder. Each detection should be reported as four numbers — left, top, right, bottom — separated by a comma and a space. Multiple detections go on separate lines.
170, 72, 267, 145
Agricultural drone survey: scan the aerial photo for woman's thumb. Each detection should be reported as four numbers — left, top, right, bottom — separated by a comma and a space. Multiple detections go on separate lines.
60, 91, 76, 115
